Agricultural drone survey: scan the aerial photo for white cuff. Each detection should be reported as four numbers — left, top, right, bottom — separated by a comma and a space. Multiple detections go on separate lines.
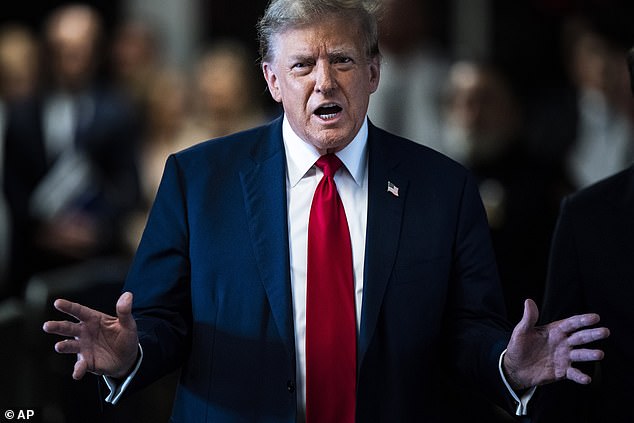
498, 348, 537, 416
103, 343, 144, 405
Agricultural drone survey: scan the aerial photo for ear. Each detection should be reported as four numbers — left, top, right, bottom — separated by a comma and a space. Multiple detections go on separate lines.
368, 56, 381, 94
262, 62, 282, 103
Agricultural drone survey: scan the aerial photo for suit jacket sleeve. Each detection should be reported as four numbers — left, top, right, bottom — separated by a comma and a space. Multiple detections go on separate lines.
122, 154, 193, 392
446, 171, 513, 402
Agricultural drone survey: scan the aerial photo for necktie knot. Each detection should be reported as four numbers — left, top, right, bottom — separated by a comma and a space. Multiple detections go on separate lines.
315, 154, 343, 178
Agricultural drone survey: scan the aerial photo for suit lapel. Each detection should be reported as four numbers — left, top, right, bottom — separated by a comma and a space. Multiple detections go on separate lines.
238, 120, 411, 369
240, 119, 295, 358
358, 125, 409, 368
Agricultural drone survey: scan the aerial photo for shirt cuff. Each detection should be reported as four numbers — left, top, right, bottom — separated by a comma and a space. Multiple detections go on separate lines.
498, 348, 537, 416
103, 343, 144, 405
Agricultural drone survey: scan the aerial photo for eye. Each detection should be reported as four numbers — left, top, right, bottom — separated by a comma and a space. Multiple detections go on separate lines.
333, 56, 352, 64
331, 55, 355, 69
291, 59, 314, 71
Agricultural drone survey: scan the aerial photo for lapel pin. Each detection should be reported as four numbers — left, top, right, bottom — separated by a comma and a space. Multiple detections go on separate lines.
387, 181, 399, 197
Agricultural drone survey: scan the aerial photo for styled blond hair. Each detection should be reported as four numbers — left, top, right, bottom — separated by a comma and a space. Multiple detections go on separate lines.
257, 0, 381, 63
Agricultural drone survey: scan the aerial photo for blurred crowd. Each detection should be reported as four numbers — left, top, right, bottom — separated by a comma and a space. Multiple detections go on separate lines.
0, 4, 272, 301
368, 0, 634, 323
0, 0, 632, 422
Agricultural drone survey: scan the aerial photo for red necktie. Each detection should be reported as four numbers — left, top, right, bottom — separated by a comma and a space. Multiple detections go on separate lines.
306, 154, 356, 423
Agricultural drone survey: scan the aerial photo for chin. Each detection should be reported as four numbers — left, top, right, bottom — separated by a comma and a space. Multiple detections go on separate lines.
313, 131, 353, 150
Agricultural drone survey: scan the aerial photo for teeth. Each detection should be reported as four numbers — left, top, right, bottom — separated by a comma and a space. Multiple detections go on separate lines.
315, 103, 341, 120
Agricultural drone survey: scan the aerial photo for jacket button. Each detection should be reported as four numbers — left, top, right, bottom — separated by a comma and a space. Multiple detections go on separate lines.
287, 380, 296, 393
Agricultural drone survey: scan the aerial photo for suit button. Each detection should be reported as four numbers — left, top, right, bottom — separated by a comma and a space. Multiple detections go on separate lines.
287, 380, 296, 393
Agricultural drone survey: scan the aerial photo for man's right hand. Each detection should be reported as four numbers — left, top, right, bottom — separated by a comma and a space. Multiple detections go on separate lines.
42, 291, 139, 380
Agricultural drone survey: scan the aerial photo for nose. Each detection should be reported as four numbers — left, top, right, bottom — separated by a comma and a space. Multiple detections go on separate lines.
314, 60, 336, 94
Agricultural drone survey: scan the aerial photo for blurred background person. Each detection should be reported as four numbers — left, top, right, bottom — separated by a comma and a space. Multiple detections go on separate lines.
535, 164, 634, 423
529, 15, 634, 190
109, 17, 164, 129
2, 4, 145, 422
191, 38, 268, 138
123, 66, 208, 252
0, 24, 39, 103
367, 0, 450, 149
124, 38, 269, 253
4, 4, 141, 297
0, 23, 39, 299
532, 45, 634, 423
440, 60, 572, 323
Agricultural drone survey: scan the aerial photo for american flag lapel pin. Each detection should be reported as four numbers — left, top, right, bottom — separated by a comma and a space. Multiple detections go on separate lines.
387, 181, 399, 197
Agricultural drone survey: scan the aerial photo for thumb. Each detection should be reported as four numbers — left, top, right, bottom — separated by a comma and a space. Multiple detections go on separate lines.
116, 291, 134, 327
517, 298, 539, 331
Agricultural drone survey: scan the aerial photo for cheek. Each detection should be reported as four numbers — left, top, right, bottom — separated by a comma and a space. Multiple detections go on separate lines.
347, 86, 371, 114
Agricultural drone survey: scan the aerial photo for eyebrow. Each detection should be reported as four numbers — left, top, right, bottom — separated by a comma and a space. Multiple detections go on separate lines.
287, 53, 314, 62
287, 49, 355, 62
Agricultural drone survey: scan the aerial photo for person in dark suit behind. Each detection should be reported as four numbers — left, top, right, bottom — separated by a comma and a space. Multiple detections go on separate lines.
4, 4, 141, 295
43, 1, 609, 421
532, 47, 634, 423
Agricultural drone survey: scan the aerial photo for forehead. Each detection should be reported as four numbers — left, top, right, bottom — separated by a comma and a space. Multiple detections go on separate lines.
271, 15, 364, 59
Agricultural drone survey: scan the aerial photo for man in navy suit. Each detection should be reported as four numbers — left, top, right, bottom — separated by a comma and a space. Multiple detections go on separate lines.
43, 1, 609, 421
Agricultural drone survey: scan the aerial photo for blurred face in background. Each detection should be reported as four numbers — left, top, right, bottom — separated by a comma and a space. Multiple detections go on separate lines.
46, 6, 101, 91
111, 21, 158, 82
0, 25, 39, 101
195, 47, 252, 118
443, 62, 521, 164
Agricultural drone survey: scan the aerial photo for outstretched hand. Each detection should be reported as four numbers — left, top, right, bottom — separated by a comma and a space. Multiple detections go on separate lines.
42, 291, 139, 380
503, 299, 609, 391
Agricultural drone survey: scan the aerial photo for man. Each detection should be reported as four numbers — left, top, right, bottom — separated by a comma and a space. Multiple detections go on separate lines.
532, 47, 634, 423
439, 60, 573, 323
4, 4, 141, 293
43, 1, 608, 422
534, 165, 633, 423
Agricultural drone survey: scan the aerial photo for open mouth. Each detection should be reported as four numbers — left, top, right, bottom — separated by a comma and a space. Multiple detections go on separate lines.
314, 104, 342, 120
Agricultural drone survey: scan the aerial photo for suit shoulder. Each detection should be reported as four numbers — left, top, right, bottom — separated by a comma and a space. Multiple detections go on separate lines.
568, 166, 633, 204
564, 165, 634, 217
172, 118, 281, 165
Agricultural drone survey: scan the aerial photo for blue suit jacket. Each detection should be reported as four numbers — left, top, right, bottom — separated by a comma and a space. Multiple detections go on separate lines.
124, 116, 513, 422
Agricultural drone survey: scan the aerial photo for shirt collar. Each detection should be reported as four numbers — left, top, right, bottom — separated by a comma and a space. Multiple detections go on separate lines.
282, 114, 368, 187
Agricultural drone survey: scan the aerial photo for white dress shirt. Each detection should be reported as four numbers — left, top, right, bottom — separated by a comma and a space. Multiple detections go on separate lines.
282, 115, 368, 420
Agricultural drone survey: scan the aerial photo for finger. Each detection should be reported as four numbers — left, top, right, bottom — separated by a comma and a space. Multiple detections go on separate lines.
116, 292, 134, 328
42, 320, 81, 337
516, 298, 539, 331
55, 339, 81, 354
73, 359, 88, 380
556, 313, 601, 333
568, 327, 610, 346
53, 298, 101, 322
566, 367, 591, 385
570, 348, 605, 362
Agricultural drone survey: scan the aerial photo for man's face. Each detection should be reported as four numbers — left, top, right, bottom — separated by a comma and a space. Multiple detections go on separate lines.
262, 15, 380, 154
